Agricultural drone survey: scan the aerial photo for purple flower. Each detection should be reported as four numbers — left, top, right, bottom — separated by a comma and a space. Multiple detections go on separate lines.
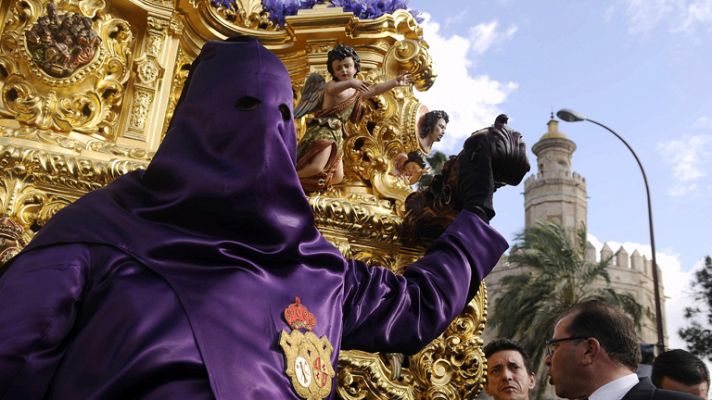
211, 0, 234, 9
256, 0, 418, 26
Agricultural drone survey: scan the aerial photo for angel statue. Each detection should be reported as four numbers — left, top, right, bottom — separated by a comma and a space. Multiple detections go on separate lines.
294, 44, 410, 192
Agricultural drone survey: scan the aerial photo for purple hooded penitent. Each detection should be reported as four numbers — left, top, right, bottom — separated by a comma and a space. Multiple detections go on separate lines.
0, 38, 508, 399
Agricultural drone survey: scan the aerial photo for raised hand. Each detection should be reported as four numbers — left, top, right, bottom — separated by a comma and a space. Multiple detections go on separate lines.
394, 73, 411, 87
350, 78, 369, 93
457, 134, 495, 222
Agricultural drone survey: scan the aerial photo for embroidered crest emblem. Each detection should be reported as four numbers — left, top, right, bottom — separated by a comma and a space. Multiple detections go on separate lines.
279, 297, 335, 399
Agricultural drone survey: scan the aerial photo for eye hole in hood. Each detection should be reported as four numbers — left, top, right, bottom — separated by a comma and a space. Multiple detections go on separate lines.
236, 96, 261, 111
278, 104, 291, 121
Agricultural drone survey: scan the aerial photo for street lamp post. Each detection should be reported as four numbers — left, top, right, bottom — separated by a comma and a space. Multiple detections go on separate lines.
556, 108, 666, 355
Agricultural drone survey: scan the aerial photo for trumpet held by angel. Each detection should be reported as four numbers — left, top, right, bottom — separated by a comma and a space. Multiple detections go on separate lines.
294, 44, 411, 192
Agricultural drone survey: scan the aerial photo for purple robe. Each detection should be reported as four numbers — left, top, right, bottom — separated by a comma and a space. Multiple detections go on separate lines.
0, 38, 508, 399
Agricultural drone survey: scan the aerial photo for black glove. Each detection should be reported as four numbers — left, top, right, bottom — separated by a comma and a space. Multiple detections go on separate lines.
457, 134, 495, 223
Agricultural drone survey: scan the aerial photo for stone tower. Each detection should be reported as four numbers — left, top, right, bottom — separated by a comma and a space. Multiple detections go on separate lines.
484, 114, 665, 360
524, 114, 587, 231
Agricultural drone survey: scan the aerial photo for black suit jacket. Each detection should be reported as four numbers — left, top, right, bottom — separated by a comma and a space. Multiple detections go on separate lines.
621, 378, 702, 400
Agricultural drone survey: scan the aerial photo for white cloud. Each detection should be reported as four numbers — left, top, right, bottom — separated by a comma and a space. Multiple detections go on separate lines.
623, 0, 679, 34
468, 20, 518, 55
621, 0, 712, 36
415, 14, 518, 154
656, 134, 712, 196
694, 116, 712, 129
677, 0, 712, 33
443, 9, 469, 29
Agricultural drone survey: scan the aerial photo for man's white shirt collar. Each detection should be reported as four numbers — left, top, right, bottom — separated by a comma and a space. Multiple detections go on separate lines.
589, 373, 639, 400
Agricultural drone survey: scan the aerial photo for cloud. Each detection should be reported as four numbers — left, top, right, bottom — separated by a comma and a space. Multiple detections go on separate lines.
694, 116, 712, 129
468, 20, 518, 55
415, 14, 518, 154
621, 0, 712, 36
587, 234, 697, 350
443, 8, 469, 29
678, 0, 712, 33
622, 0, 678, 34
656, 134, 712, 196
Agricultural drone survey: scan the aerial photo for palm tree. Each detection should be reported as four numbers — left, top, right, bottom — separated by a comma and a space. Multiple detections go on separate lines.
488, 222, 644, 398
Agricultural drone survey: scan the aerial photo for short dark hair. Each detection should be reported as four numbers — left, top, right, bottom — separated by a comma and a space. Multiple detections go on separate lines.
484, 338, 532, 372
406, 151, 425, 168
563, 300, 641, 371
419, 110, 449, 139
326, 44, 360, 78
651, 349, 710, 387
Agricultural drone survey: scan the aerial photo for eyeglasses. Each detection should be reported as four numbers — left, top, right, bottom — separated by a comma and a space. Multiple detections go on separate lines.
544, 336, 588, 356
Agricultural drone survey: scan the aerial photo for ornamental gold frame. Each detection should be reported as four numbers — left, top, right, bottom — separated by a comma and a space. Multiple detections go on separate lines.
0, 0, 490, 397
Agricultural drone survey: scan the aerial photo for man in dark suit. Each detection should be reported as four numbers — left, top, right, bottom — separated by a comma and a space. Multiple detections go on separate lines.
545, 300, 700, 400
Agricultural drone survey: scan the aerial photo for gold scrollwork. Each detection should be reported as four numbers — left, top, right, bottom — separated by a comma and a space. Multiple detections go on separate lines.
409, 285, 489, 399
338, 350, 415, 400
206, 0, 280, 31
336, 285, 489, 400
0, 1, 133, 137
161, 47, 193, 138
309, 193, 401, 243
384, 39, 436, 92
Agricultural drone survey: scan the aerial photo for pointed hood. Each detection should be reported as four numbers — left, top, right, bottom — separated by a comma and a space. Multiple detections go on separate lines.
27, 37, 339, 265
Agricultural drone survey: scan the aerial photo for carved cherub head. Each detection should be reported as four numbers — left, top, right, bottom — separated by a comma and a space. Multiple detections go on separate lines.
326, 44, 361, 81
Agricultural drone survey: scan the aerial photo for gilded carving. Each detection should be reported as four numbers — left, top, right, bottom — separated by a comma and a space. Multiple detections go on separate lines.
308, 193, 401, 242
337, 350, 416, 399
129, 90, 152, 130
384, 39, 436, 92
161, 47, 193, 137
0, 0, 133, 137
0, 216, 32, 264
146, 34, 163, 56
65, 0, 107, 18
409, 285, 489, 399
147, 16, 169, 33
168, 13, 185, 36
205, 0, 280, 31
25, 4, 101, 78
335, 286, 488, 400
136, 58, 161, 85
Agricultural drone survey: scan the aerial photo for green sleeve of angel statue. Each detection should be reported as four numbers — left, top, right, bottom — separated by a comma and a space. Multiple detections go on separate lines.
294, 44, 410, 192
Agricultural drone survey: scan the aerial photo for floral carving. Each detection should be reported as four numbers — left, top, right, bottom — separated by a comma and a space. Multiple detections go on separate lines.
130, 90, 152, 129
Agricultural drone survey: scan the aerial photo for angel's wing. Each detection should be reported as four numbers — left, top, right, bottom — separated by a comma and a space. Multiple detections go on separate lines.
294, 72, 325, 118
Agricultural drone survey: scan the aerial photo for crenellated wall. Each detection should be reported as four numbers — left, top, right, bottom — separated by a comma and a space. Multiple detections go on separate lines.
588, 241, 666, 346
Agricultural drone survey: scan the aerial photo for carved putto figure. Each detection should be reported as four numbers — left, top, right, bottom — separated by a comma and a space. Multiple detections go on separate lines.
391, 150, 427, 185
25, 4, 101, 78
294, 44, 410, 192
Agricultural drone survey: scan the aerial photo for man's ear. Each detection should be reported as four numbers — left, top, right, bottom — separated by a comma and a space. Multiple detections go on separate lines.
581, 337, 602, 365
527, 372, 536, 390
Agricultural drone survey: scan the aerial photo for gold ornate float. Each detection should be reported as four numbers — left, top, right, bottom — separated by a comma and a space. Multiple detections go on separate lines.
0, 0, 489, 397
